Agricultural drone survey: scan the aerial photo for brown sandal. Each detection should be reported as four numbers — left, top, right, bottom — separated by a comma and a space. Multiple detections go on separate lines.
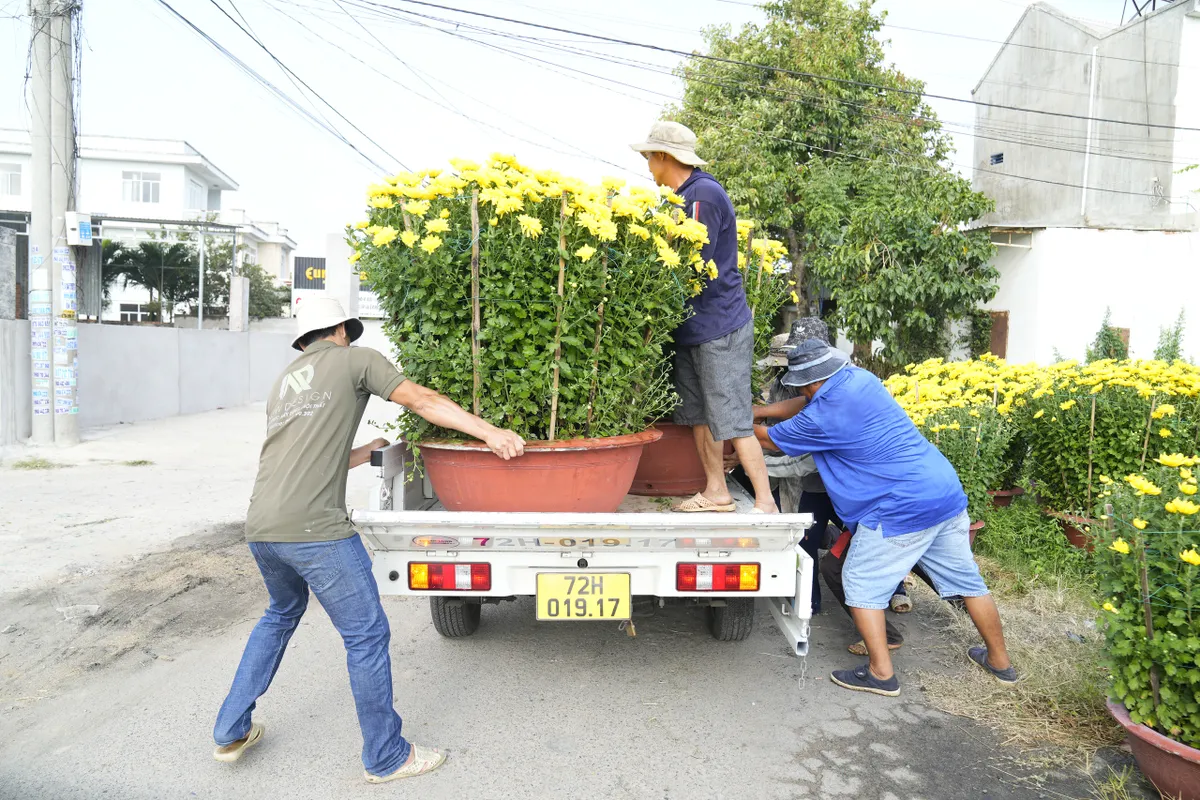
847, 640, 903, 656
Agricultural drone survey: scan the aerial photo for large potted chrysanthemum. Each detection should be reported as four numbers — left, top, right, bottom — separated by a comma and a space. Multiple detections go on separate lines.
353, 155, 712, 512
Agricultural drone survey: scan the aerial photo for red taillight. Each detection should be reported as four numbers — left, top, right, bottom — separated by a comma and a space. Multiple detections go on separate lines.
409, 563, 491, 591
676, 563, 759, 591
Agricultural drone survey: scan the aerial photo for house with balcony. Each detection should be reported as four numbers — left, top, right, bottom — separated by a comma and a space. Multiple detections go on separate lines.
0, 131, 296, 321
971, 1, 1200, 362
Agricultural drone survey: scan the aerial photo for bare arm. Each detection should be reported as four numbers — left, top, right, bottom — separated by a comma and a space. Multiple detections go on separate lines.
753, 395, 806, 423
349, 437, 390, 469
388, 380, 525, 459
755, 423, 781, 453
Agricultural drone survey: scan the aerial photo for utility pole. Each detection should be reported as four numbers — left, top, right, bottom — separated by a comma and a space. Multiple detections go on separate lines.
50, 1, 80, 444
198, 231, 205, 328
28, 0, 54, 443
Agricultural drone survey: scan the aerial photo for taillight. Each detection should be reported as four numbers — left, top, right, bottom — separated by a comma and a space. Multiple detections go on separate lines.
676, 563, 759, 591
408, 563, 491, 591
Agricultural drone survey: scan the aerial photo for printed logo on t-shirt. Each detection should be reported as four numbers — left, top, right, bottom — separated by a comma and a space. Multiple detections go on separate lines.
279, 364, 315, 399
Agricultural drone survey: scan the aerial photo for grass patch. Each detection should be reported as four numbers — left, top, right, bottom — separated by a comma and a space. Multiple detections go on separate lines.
10, 456, 64, 470
918, 499, 1122, 758
122, 460, 154, 467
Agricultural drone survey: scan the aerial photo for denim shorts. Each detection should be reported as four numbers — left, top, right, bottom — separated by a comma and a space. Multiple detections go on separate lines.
842, 510, 989, 609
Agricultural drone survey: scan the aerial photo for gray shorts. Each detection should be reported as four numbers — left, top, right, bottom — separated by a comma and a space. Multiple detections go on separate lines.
672, 321, 754, 441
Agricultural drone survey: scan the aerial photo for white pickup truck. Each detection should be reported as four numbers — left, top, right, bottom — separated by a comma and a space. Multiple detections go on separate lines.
351, 443, 816, 655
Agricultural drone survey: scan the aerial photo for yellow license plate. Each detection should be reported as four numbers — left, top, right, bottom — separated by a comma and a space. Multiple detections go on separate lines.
536, 573, 631, 621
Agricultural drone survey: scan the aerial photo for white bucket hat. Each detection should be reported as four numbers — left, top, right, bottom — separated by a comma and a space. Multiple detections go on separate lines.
292, 296, 364, 351
630, 120, 708, 167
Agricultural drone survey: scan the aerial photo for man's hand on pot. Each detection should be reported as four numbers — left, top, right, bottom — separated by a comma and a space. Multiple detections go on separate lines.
723, 451, 741, 471
486, 428, 526, 460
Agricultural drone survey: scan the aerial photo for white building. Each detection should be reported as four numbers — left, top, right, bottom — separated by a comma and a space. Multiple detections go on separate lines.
971, 1, 1200, 363
0, 131, 296, 321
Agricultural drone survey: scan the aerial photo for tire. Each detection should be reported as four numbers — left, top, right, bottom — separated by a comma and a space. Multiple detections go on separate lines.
706, 598, 755, 642
430, 597, 481, 637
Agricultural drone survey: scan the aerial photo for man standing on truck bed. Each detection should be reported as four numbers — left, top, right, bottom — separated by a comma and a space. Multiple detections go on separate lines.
757, 339, 1017, 697
212, 297, 524, 783
631, 120, 777, 515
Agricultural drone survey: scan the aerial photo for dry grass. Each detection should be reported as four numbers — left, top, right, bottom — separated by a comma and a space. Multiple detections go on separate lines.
9, 456, 64, 470
918, 555, 1123, 758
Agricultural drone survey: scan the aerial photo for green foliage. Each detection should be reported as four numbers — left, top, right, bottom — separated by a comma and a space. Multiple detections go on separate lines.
965, 308, 993, 360
976, 498, 1092, 585
242, 263, 290, 318
920, 403, 1014, 520
1096, 460, 1200, 749
670, 0, 998, 367
1086, 308, 1129, 363
1154, 309, 1186, 363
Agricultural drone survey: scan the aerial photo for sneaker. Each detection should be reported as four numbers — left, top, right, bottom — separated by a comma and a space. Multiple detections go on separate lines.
365, 744, 447, 784
968, 646, 1018, 685
830, 664, 900, 697
213, 722, 265, 763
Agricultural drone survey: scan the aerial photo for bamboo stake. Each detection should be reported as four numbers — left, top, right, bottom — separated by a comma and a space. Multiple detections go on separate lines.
1140, 396, 1158, 470
470, 190, 482, 416
1086, 395, 1097, 511
1139, 545, 1163, 710
585, 196, 612, 436
402, 212, 413, 233
548, 194, 568, 441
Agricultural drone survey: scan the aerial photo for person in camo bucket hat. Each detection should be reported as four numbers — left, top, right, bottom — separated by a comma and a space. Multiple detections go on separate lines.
756, 338, 1018, 698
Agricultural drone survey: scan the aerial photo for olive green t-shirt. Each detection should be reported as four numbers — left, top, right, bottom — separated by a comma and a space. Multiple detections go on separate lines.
245, 341, 406, 543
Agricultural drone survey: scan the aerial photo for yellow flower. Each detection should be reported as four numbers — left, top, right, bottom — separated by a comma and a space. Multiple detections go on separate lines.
1033, 409, 1045, 419
1152, 403, 1176, 419
517, 214, 543, 238
1156, 453, 1195, 468
424, 218, 450, 234
575, 244, 596, 262
790, 290, 800, 304
439, 208, 451, 219
1108, 538, 1131, 555
1180, 548, 1200, 566
1181, 468, 1194, 481
1132, 518, 1148, 530
403, 199, 431, 216
1165, 497, 1200, 515
1102, 602, 1117, 613
1181, 482, 1198, 496
368, 196, 394, 209
1159, 428, 1172, 438
1060, 399, 1076, 410
353, 220, 369, 230
1125, 474, 1163, 496
400, 230, 418, 248
657, 247, 681, 268
348, 251, 361, 264
1098, 474, 1112, 484
1091, 383, 1104, 394
372, 226, 399, 247
626, 223, 650, 241
489, 217, 498, 227
419, 234, 443, 254
706, 260, 719, 280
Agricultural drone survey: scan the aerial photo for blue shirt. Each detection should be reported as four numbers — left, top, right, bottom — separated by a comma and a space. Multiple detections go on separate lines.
672, 170, 752, 347
767, 366, 967, 537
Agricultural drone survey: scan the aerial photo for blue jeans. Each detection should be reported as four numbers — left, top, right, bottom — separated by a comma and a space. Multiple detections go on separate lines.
213, 535, 410, 776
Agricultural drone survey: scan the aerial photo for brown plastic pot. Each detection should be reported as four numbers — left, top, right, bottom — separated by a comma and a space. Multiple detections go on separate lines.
1107, 699, 1200, 800
629, 421, 732, 497
969, 519, 985, 550
420, 428, 663, 513
1057, 513, 1097, 552
988, 487, 1025, 508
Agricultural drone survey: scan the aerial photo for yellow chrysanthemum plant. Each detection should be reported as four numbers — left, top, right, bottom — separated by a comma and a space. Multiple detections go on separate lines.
351, 155, 723, 443
1096, 454, 1200, 749
735, 219, 792, 394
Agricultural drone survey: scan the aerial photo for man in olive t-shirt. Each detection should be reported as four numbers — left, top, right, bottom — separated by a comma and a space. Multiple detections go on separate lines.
212, 298, 524, 784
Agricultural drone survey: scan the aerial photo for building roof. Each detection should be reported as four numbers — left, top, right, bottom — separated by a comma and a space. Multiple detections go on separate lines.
0, 129, 238, 191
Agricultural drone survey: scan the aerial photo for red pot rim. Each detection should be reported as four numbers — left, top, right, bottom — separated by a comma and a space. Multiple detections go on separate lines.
1043, 509, 1099, 526
419, 428, 664, 453
988, 487, 1025, 496
1106, 699, 1200, 764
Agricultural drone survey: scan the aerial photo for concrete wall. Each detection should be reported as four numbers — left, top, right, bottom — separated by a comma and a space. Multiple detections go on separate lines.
0, 319, 31, 445
983, 227, 1200, 364
973, 3, 1200, 232
75, 324, 295, 429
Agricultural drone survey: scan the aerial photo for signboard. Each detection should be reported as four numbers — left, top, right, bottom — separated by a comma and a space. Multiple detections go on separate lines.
294, 256, 326, 290
291, 256, 383, 319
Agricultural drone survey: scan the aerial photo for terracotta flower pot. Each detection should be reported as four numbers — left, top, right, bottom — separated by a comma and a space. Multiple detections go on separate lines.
988, 487, 1025, 508
629, 421, 732, 498
1057, 513, 1097, 552
420, 429, 663, 513
969, 519, 985, 549
1107, 700, 1200, 800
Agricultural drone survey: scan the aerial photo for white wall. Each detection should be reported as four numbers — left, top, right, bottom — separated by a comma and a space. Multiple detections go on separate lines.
984, 227, 1200, 364
0, 153, 31, 212
0, 319, 32, 446
77, 160, 188, 220
75, 324, 295, 429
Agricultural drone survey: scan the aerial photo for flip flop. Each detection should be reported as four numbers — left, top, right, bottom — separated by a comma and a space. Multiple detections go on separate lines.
672, 493, 737, 513
213, 722, 265, 763
365, 744, 447, 783
848, 640, 903, 656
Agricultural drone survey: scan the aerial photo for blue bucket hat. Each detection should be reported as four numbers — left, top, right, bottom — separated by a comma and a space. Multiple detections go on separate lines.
780, 339, 850, 387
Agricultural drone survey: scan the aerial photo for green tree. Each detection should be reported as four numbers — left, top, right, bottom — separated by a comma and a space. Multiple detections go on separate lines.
1086, 307, 1128, 362
103, 239, 199, 320
1154, 309, 1186, 362
670, 0, 998, 368
241, 262, 291, 318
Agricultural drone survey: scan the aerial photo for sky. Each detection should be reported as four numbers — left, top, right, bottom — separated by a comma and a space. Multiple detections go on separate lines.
0, 0, 1131, 260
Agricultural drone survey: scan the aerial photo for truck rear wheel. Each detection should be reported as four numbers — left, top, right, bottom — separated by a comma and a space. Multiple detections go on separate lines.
707, 598, 755, 642
430, 597, 481, 637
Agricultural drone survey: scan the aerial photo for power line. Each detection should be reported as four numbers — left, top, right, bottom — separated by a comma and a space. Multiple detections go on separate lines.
203, 0, 408, 170
362, 0, 1200, 134
153, 0, 395, 173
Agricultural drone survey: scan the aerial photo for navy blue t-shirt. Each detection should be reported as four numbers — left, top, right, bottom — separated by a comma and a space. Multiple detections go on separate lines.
673, 170, 752, 347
